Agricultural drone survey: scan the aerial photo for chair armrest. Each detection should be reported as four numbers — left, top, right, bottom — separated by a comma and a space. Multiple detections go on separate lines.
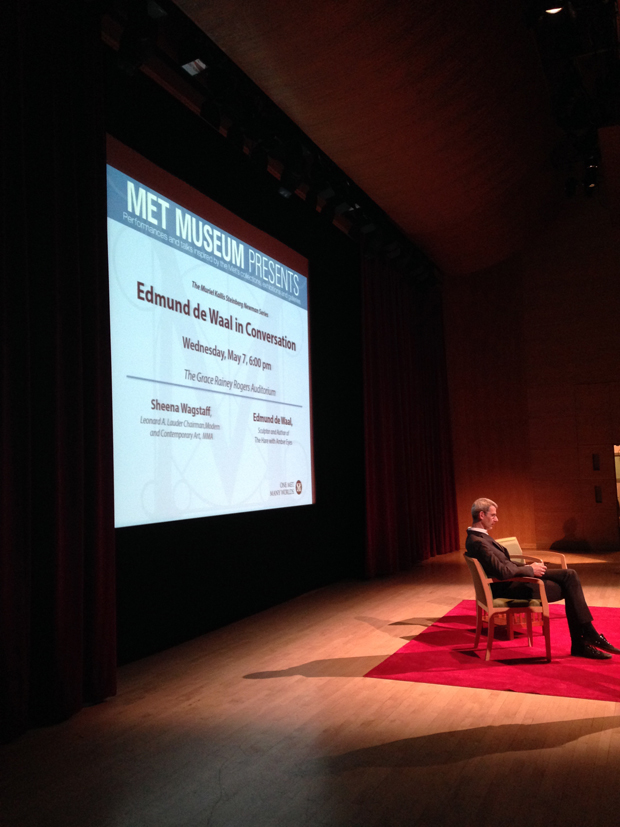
540, 551, 567, 569
516, 555, 543, 565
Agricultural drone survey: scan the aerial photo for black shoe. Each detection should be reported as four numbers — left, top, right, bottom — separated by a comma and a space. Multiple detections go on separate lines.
571, 641, 612, 660
583, 632, 620, 655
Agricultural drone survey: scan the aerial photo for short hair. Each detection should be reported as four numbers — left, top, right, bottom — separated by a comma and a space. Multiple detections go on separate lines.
471, 497, 497, 522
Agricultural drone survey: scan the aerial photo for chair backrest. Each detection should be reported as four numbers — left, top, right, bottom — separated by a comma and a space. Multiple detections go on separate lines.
496, 536, 523, 559
464, 555, 494, 609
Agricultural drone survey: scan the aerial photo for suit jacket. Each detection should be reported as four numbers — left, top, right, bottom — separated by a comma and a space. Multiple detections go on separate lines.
464, 529, 535, 581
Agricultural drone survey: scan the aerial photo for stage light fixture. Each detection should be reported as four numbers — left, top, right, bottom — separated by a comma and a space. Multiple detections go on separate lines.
278, 168, 301, 199
360, 220, 377, 234
177, 30, 208, 76
334, 200, 353, 215
182, 58, 206, 76
147, 1, 167, 20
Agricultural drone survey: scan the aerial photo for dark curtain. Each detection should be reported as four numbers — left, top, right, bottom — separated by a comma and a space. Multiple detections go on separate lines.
362, 257, 459, 576
0, 1, 116, 743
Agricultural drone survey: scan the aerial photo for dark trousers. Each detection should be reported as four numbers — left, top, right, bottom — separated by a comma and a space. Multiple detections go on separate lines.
491, 568, 592, 641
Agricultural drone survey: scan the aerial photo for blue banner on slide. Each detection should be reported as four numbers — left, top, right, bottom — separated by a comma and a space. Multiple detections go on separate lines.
107, 165, 307, 310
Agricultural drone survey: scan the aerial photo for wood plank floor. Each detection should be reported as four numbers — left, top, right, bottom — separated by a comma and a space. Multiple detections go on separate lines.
2, 550, 620, 827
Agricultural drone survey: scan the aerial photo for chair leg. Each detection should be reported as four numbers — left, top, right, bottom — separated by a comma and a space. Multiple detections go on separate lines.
473, 605, 482, 649
507, 612, 514, 640
543, 617, 551, 662
525, 611, 533, 646
485, 615, 496, 661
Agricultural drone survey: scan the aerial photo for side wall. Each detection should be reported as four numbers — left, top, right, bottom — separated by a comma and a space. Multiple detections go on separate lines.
444, 130, 620, 550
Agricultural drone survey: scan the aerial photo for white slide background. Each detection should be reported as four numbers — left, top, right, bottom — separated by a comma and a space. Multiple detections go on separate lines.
107, 150, 313, 528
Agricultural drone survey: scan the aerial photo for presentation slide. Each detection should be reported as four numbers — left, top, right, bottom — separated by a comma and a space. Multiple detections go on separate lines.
106, 137, 314, 528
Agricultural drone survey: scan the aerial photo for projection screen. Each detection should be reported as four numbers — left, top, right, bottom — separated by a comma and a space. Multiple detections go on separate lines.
106, 137, 314, 528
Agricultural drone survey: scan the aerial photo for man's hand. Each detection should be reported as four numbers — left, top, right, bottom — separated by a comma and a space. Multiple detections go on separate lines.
531, 562, 547, 577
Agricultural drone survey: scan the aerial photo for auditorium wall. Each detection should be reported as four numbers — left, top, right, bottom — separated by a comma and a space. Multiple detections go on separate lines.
444, 129, 620, 551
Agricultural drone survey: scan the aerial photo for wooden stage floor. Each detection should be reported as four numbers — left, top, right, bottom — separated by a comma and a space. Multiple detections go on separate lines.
2, 550, 620, 827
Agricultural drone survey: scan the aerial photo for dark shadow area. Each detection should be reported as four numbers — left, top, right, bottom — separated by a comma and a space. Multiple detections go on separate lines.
300, 716, 620, 772
244, 656, 390, 679
453, 650, 550, 664
389, 616, 442, 627
354, 615, 441, 641
550, 518, 592, 551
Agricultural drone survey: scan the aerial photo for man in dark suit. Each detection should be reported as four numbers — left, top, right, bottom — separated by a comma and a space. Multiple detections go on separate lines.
465, 497, 620, 659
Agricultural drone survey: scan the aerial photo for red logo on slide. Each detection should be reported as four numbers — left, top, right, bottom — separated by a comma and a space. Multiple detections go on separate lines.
295, 480, 302, 495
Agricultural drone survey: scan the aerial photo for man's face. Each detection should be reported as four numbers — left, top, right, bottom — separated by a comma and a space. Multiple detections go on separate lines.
480, 506, 498, 531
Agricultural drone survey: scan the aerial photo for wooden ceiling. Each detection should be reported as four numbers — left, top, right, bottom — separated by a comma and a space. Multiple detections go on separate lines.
174, 0, 566, 275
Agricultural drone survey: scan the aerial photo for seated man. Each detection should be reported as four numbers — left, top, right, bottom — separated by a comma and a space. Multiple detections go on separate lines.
465, 497, 619, 660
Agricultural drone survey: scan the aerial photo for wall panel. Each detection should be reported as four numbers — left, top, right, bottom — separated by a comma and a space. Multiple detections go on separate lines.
445, 129, 620, 551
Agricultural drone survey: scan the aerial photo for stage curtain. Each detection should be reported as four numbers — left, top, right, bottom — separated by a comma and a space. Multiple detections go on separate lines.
0, 1, 116, 743
362, 257, 459, 576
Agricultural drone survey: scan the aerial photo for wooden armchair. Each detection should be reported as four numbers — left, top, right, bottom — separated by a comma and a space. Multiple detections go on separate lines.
464, 555, 551, 662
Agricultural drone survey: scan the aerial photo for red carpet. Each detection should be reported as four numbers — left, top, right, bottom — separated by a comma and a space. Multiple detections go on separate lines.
365, 600, 620, 702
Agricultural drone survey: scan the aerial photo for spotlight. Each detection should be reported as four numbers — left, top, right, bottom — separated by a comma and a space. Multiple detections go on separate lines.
334, 200, 353, 215
278, 168, 300, 199
360, 220, 377, 234
182, 58, 207, 77
177, 33, 208, 76
147, 1, 167, 20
